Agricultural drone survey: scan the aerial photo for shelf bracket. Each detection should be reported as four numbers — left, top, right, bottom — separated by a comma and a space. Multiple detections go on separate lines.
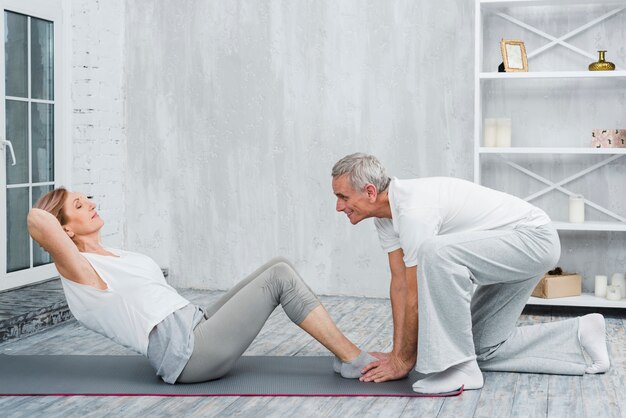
524, 154, 624, 201
497, 155, 626, 223
495, 7, 626, 68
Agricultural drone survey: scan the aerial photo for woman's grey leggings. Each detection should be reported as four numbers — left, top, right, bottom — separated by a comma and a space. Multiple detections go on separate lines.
177, 257, 321, 383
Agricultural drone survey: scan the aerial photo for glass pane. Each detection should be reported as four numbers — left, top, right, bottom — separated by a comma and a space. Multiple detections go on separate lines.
32, 184, 53, 266
6, 100, 28, 184
31, 18, 54, 100
4, 12, 27, 98
7, 187, 29, 272
32, 103, 54, 182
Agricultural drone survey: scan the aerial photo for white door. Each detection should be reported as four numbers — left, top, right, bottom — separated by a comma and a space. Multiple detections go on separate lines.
0, 0, 65, 291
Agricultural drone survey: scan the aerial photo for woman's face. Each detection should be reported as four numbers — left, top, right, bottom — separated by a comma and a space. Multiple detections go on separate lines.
61, 192, 104, 238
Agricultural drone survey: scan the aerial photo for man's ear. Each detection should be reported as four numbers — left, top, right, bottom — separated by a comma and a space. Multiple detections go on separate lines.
364, 183, 378, 201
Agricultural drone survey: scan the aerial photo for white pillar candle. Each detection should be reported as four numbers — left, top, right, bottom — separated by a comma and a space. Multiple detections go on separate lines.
606, 285, 622, 301
611, 273, 626, 298
496, 118, 512, 147
594, 275, 608, 298
483, 119, 498, 147
569, 194, 585, 223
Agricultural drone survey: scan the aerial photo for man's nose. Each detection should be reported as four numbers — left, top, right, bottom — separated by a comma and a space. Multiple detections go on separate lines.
336, 199, 344, 212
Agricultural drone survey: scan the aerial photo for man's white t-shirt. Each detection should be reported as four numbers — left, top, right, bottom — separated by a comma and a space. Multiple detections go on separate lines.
374, 177, 551, 267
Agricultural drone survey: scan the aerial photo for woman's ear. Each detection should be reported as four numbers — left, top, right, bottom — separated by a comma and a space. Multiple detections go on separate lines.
63, 227, 75, 239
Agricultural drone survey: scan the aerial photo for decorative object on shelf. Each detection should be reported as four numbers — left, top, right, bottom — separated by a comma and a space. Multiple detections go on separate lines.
500, 39, 528, 72
496, 118, 512, 147
483, 118, 511, 147
569, 194, 585, 223
606, 285, 622, 301
483, 118, 498, 147
594, 275, 608, 298
588, 50, 616, 71
611, 273, 626, 298
531, 267, 582, 299
591, 129, 626, 148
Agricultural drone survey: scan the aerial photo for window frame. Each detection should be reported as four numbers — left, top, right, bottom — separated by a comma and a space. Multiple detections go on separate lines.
0, 0, 69, 291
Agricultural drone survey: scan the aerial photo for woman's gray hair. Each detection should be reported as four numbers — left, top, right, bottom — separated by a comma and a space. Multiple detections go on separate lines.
331, 153, 391, 192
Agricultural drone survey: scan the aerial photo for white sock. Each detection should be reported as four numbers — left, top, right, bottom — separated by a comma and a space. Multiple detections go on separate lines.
333, 356, 341, 373
578, 313, 610, 374
412, 359, 483, 394
340, 351, 378, 379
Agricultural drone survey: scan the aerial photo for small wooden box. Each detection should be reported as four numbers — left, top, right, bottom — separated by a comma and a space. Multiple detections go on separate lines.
532, 272, 582, 299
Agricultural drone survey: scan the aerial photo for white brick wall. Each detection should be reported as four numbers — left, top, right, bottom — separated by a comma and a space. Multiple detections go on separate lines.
70, 0, 126, 246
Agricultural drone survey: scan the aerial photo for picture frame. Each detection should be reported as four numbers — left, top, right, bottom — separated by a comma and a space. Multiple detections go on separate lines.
500, 39, 528, 72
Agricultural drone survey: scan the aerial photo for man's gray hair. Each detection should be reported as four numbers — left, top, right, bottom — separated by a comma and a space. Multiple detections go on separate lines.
331, 153, 391, 192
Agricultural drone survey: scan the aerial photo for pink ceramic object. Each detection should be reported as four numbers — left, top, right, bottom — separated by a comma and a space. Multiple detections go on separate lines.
591, 129, 626, 148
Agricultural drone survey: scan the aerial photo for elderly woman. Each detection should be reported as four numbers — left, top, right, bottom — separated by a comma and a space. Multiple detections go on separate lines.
28, 188, 376, 384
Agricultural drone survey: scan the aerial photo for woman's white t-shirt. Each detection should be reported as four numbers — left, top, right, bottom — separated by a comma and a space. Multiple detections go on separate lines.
60, 248, 190, 355
374, 177, 551, 267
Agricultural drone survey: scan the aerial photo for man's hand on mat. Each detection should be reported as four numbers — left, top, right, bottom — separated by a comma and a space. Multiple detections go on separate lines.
359, 352, 412, 383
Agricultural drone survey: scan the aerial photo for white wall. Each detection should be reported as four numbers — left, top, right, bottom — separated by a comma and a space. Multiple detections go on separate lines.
70, 0, 126, 247
122, 1, 475, 297
68, 1, 625, 296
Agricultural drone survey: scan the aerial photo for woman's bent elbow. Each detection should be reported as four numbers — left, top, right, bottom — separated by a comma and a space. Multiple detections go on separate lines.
27, 209, 40, 231
27, 208, 53, 242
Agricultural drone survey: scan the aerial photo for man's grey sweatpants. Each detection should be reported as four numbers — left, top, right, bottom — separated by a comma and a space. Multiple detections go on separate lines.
177, 257, 321, 383
416, 223, 587, 375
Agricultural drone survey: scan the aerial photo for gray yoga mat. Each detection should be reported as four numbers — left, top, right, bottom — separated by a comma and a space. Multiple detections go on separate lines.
0, 354, 461, 397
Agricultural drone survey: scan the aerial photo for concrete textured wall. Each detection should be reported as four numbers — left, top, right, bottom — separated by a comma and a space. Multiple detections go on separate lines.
71, 0, 126, 247
123, 0, 474, 296
118, 1, 625, 296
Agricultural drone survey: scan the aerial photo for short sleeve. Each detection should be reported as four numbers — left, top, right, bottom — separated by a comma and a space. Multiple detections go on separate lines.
396, 209, 441, 267
374, 218, 401, 253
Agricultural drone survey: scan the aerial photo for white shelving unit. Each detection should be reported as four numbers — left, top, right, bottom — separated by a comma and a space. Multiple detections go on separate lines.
475, 0, 626, 308
529, 293, 626, 308
479, 147, 626, 154
481, 70, 626, 79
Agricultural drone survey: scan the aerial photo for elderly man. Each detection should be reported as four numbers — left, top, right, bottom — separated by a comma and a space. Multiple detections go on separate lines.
331, 152, 609, 394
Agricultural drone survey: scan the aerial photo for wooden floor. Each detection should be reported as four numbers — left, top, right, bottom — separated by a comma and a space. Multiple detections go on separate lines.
0, 289, 625, 418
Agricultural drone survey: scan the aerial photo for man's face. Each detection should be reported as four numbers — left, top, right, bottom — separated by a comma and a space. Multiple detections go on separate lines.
332, 174, 373, 225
